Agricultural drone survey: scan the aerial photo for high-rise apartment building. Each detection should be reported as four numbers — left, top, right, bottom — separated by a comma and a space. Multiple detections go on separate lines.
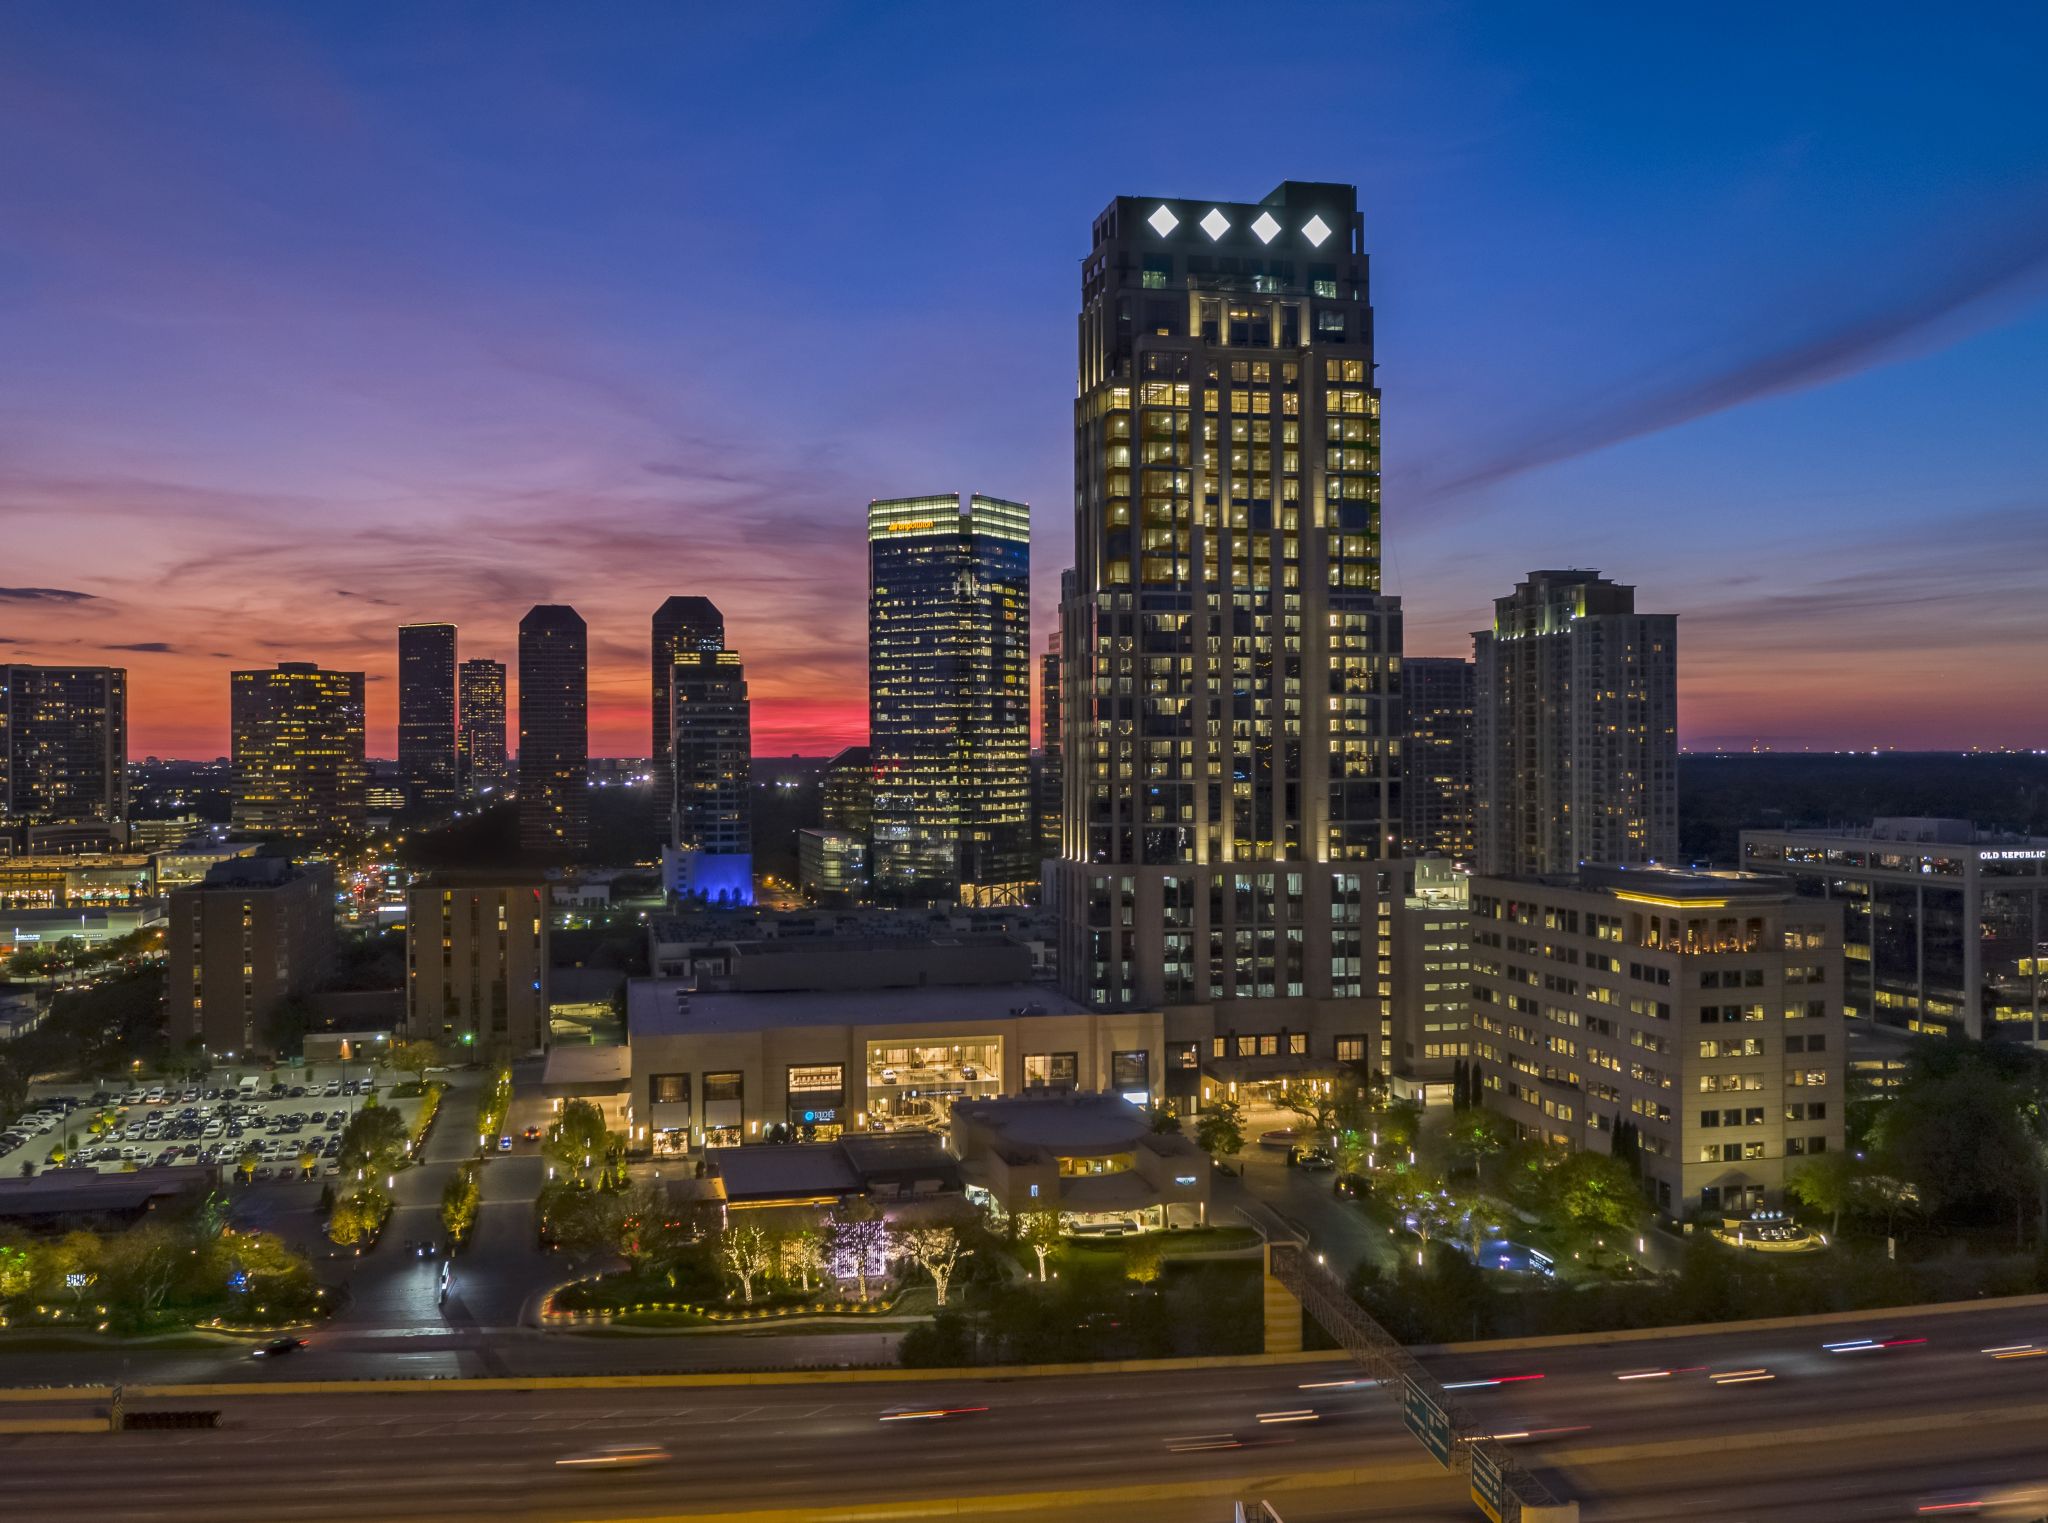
663, 644, 753, 906
1469, 866, 1844, 1217
651, 597, 726, 817
517, 605, 589, 860
397, 623, 458, 810
0, 665, 128, 855
404, 871, 551, 1053
1402, 657, 1475, 862
457, 657, 508, 796
166, 856, 334, 1056
867, 493, 1032, 906
1473, 570, 1677, 878
230, 663, 366, 839
1053, 182, 1403, 1018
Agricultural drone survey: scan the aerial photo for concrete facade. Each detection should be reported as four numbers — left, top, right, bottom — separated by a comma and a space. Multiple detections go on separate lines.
165, 857, 334, 1057
1471, 866, 1844, 1218
404, 871, 552, 1054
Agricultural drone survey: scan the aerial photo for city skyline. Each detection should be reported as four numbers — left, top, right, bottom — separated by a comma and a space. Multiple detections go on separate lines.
5, 5, 2047, 757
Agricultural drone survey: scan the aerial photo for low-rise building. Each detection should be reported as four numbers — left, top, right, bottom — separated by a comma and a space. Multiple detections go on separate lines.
165, 857, 335, 1057
624, 980, 1161, 1155
1470, 865, 1845, 1218
949, 1092, 1211, 1231
1741, 818, 2048, 1042
798, 828, 868, 905
404, 871, 551, 1054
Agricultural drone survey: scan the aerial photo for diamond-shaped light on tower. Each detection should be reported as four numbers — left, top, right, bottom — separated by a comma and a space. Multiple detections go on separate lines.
1302, 214, 1332, 247
1147, 205, 1179, 237
1251, 211, 1280, 244
1200, 208, 1230, 240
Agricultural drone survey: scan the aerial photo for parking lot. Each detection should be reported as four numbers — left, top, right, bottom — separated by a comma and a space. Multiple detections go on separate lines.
0, 1065, 426, 1184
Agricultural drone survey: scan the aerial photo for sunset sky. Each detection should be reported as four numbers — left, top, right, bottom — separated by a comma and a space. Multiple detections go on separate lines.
4, 3, 2046, 757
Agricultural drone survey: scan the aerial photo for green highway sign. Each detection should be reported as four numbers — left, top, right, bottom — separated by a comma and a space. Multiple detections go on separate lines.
1402, 1376, 1453, 1468
1471, 1443, 1506, 1523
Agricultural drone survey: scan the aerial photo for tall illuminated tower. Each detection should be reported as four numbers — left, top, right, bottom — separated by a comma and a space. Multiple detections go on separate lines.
1055, 182, 1403, 1019
0, 664, 128, 853
517, 604, 588, 860
397, 622, 458, 809
664, 641, 753, 906
457, 657, 508, 796
230, 663, 366, 839
651, 597, 725, 813
1473, 570, 1677, 876
867, 493, 1031, 906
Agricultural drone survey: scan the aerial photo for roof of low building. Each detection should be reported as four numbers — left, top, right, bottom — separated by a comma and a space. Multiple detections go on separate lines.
950, 1092, 1157, 1152
0, 1166, 214, 1219
628, 980, 1089, 1038
541, 1044, 631, 1088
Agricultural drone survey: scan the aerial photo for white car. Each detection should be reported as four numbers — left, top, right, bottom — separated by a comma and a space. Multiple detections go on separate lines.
879, 1067, 899, 1083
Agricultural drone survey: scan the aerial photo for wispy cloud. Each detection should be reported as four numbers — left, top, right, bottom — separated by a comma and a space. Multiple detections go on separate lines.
0, 586, 95, 602
1415, 200, 2048, 501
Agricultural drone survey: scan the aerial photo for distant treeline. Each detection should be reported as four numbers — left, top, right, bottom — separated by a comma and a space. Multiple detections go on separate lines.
1680, 753, 2048, 865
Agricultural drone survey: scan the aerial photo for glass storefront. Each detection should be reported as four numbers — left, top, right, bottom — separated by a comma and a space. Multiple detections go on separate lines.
865, 1037, 1001, 1128
785, 1062, 845, 1142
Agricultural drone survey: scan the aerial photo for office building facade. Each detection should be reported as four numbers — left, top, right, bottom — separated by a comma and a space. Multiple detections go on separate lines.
166, 857, 335, 1057
1036, 571, 1072, 867
868, 493, 1032, 906
651, 597, 727, 819
457, 657, 508, 796
1473, 570, 1677, 878
1403, 656, 1475, 862
1470, 866, 1844, 1217
404, 871, 551, 1053
0, 665, 129, 854
396, 622, 458, 810
517, 604, 588, 860
230, 663, 366, 839
1053, 181, 1404, 1020
1741, 819, 2048, 1042
821, 745, 873, 837
1390, 858, 1473, 1095
664, 644, 753, 906
798, 827, 868, 904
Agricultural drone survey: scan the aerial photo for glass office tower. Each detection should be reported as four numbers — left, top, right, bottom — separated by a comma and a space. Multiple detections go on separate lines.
867, 492, 1032, 906
517, 604, 588, 860
457, 657, 507, 796
230, 663, 366, 839
397, 622, 458, 809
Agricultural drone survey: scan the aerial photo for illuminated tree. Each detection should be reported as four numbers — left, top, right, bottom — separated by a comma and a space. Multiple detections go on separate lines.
828, 1201, 892, 1301
718, 1223, 773, 1304
1017, 1209, 1062, 1282
899, 1226, 967, 1307
778, 1228, 827, 1292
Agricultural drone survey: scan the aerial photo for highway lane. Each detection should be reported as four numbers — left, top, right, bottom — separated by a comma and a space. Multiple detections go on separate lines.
9, 1300, 2048, 1519
9, 1336, 2048, 1522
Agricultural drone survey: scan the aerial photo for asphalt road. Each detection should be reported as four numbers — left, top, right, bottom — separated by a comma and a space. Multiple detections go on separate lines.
10, 1299, 2048, 1520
